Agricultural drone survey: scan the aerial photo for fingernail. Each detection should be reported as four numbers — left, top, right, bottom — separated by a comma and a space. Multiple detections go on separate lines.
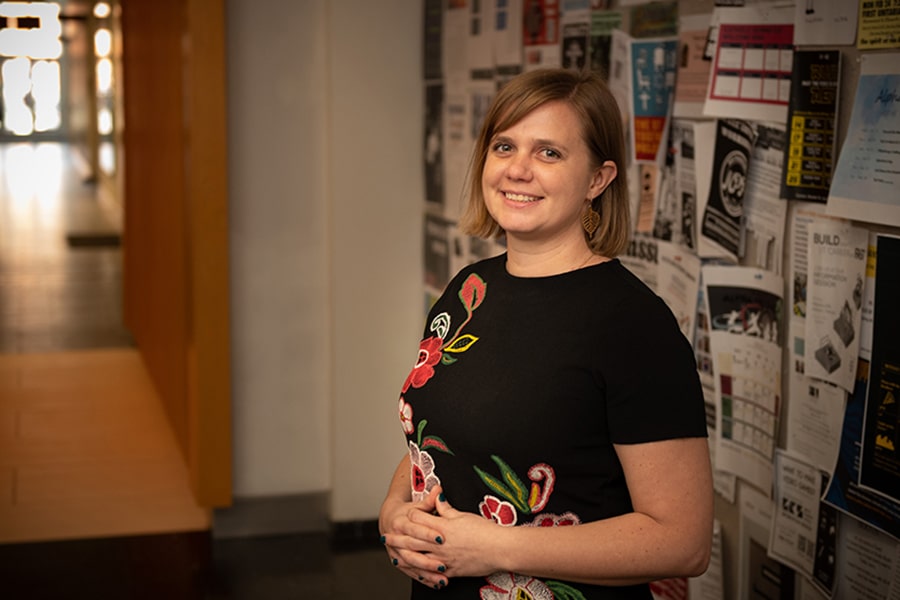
433, 584, 440, 590
435, 535, 443, 544
392, 558, 399, 566
418, 575, 424, 581
379, 535, 386, 544
438, 492, 446, 502
439, 579, 446, 587
438, 564, 446, 573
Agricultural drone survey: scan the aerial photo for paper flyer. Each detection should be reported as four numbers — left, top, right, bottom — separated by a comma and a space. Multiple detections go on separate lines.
702, 4, 795, 124
673, 13, 714, 119
739, 483, 797, 599
793, 0, 859, 46
699, 119, 755, 261
630, 36, 678, 164
588, 9, 622, 79
704, 265, 784, 494
827, 52, 900, 228
860, 235, 900, 506
804, 219, 868, 393
741, 122, 787, 275
523, 0, 561, 70
858, 0, 900, 49
781, 50, 841, 203
619, 235, 701, 343
823, 359, 900, 542
769, 449, 838, 597
561, 18, 590, 71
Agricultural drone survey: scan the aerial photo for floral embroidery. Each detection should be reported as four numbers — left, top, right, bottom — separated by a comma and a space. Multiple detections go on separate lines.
525, 512, 581, 527
408, 441, 440, 502
402, 336, 443, 393
474, 457, 556, 516
399, 274, 486, 395
440, 273, 486, 365
407, 421, 453, 501
480, 572, 586, 600
479, 495, 518, 526
480, 572, 554, 600
398, 397, 414, 435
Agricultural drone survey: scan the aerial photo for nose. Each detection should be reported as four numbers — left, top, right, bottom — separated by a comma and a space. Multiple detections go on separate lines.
505, 152, 532, 181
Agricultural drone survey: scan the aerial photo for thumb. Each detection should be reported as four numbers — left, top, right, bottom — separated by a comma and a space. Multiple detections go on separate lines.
434, 488, 459, 517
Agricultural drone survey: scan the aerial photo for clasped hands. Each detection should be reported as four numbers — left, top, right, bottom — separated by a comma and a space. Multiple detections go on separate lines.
379, 485, 500, 590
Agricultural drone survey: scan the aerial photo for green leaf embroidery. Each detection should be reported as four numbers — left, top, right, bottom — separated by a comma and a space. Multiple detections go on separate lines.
421, 436, 454, 455
546, 581, 587, 600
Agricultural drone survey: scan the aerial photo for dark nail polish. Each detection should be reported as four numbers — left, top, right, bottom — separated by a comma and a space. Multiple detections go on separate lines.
438, 492, 446, 502
433, 584, 440, 590
435, 535, 443, 544
392, 558, 399, 566
418, 575, 424, 581
379, 535, 386, 544
438, 565, 446, 573
439, 579, 446, 587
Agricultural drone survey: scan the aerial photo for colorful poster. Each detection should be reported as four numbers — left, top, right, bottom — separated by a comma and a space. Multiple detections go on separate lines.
781, 50, 841, 203
630, 37, 677, 164
827, 53, 900, 228
523, 0, 561, 69
588, 10, 622, 79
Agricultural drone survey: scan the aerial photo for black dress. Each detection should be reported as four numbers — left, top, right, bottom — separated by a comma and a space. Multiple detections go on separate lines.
397, 254, 708, 599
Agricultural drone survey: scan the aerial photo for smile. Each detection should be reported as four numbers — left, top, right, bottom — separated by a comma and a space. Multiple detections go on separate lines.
504, 192, 541, 203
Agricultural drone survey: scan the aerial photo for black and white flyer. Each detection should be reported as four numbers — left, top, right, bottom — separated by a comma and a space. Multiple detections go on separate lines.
700, 119, 755, 261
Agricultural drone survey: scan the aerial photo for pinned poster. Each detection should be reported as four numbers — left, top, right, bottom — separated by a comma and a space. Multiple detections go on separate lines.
827, 53, 900, 228
702, 4, 795, 124
630, 36, 678, 164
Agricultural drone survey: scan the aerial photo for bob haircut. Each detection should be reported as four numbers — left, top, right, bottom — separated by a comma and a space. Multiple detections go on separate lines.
459, 68, 630, 258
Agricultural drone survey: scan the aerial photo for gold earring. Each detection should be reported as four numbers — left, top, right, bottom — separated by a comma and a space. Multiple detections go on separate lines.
582, 205, 600, 237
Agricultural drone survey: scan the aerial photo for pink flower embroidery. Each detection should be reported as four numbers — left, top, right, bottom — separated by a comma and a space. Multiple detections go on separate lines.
398, 397, 414, 435
409, 441, 440, 502
480, 572, 554, 600
525, 512, 581, 527
479, 495, 518, 526
402, 336, 443, 392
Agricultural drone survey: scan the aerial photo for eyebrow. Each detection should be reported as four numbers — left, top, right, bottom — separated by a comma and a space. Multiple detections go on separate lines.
493, 135, 569, 153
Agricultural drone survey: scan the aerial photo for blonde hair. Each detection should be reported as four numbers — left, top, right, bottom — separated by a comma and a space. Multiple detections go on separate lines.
459, 68, 630, 258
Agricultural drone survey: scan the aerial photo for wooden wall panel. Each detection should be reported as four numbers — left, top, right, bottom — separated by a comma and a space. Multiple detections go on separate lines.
120, 0, 230, 507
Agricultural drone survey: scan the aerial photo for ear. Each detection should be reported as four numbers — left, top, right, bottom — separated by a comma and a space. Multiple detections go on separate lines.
588, 160, 618, 199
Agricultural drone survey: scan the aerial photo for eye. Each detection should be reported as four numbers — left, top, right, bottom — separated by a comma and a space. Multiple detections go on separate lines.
491, 141, 513, 154
540, 148, 562, 160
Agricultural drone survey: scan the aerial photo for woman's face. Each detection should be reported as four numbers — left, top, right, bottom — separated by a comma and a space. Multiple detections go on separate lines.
481, 101, 613, 251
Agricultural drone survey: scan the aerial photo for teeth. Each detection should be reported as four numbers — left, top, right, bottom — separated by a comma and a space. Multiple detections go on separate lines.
505, 192, 540, 202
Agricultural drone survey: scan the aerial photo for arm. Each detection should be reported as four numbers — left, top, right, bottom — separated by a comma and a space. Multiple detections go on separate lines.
412, 436, 713, 586
379, 454, 449, 588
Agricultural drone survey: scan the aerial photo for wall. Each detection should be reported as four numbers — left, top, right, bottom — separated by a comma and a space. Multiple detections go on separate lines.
225, 0, 421, 521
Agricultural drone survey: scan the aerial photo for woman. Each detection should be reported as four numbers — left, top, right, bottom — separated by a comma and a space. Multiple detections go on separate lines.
380, 68, 713, 599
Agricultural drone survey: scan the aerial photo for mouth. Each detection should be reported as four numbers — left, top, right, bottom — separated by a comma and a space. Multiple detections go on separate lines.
504, 192, 541, 203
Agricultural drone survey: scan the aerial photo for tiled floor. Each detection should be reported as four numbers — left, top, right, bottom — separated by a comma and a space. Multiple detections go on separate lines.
0, 142, 411, 598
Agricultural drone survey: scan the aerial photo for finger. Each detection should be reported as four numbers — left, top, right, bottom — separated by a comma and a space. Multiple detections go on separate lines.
391, 548, 450, 589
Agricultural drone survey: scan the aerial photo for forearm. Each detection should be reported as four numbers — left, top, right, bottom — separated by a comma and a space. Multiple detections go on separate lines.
490, 510, 711, 586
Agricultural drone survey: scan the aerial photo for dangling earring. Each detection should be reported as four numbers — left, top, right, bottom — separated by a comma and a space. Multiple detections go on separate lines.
582, 203, 600, 237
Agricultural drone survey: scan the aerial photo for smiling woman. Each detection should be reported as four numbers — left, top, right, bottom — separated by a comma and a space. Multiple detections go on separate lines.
379, 68, 714, 600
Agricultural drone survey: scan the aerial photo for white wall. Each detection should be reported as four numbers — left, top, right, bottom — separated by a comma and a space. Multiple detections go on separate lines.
326, 0, 424, 521
227, 0, 422, 520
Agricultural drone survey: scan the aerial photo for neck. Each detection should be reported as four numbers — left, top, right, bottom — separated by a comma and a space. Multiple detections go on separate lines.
505, 242, 607, 277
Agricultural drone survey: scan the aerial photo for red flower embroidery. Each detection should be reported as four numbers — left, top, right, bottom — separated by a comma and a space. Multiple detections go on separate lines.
402, 336, 443, 393
526, 512, 581, 527
409, 442, 440, 502
479, 495, 518, 526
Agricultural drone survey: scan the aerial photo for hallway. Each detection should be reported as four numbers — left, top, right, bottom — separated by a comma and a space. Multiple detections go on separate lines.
0, 142, 409, 598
